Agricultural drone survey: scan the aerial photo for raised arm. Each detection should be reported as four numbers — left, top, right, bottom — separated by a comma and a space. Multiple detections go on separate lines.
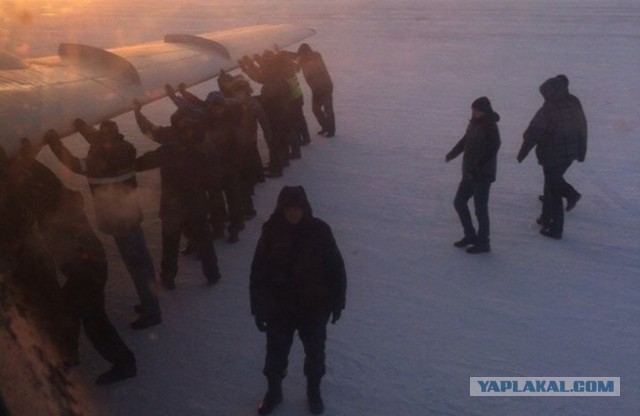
73, 119, 100, 145
43, 130, 85, 175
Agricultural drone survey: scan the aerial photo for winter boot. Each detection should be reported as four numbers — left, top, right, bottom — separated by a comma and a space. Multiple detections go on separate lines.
540, 227, 562, 240
130, 313, 162, 330
466, 243, 491, 254
307, 376, 324, 415
453, 236, 476, 248
565, 191, 582, 212
258, 377, 283, 415
95, 361, 137, 385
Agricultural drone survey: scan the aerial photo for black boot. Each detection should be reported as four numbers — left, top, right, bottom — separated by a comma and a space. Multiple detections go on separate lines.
307, 376, 324, 415
565, 191, 582, 212
95, 361, 137, 385
258, 377, 283, 415
453, 236, 476, 248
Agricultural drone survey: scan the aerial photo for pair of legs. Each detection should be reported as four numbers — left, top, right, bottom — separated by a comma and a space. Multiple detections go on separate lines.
161, 213, 220, 287
311, 89, 335, 137
540, 162, 572, 237
291, 96, 311, 146
263, 312, 330, 380
113, 226, 160, 321
454, 179, 491, 247
60, 258, 136, 378
259, 311, 330, 414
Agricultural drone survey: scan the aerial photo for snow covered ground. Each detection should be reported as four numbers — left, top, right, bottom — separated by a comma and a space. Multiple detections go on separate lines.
6, 0, 640, 414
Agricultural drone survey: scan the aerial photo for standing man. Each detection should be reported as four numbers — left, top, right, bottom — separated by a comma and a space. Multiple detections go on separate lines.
296, 43, 335, 138
46, 121, 161, 329
133, 100, 221, 288
517, 75, 587, 239
250, 186, 347, 415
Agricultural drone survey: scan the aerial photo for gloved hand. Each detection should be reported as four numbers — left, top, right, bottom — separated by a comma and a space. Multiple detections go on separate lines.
72, 118, 86, 131
43, 129, 59, 145
131, 99, 142, 113
255, 316, 267, 332
331, 309, 342, 324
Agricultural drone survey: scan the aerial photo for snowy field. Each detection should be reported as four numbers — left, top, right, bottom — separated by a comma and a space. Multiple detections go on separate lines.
5, 0, 640, 415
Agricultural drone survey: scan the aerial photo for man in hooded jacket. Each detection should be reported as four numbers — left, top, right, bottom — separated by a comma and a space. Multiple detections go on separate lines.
250, 186, 347, 415
517, 75, 587, 239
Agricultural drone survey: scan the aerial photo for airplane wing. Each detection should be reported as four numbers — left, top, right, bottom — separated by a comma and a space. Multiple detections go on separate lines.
0, 24, 315, 156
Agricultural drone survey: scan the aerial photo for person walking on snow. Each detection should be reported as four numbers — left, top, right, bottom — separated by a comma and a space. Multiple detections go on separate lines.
446, 97, 501, 254
517, 75, 587, 239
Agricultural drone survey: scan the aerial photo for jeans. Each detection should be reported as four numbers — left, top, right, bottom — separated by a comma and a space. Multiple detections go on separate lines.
113, 225, 160, 317
454, 180, 491, 244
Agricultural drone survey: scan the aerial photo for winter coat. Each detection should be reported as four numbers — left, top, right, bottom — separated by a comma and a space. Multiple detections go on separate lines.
250, 186, 347, 321
446, 113, 501, 184
518, 76, 588, 167
48, 132, 143, 235
298, 50, 333, 95
134, 115, 211, 221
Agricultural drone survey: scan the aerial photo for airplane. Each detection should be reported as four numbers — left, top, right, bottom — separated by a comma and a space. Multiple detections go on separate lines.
0, 24, 315, 157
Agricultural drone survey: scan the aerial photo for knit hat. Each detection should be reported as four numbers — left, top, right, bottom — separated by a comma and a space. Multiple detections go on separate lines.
471, 96, 493, 115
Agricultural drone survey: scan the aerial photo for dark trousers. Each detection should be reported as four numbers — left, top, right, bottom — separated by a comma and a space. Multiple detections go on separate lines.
312, 90, 335, 135
60, 259, 135, 367
161, 214, 219, 282
542, 162, 572, 235
454, 180, 491, 244
292, 96, 311, 145
264, 312, 330, 380
113, 226, 159, 317
221, 171, 244, 234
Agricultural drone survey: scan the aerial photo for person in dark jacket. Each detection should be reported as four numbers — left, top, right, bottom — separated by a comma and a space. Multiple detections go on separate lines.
446, 97, 501, 254
250, 186, 347, 415
297, 43, 335, 137
239, 51, 294, 177
517, 75, 587, 239
228, 77, 273, 219
46, 122, 161, 329
133, 100, 221, 289
534, 74, 586, 214
10, 136, 137, 385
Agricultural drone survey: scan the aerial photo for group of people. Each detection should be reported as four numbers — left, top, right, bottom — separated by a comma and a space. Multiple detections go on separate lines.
0, 43, 346, 414
1, 41, 589, 414
446, 74, 588, 253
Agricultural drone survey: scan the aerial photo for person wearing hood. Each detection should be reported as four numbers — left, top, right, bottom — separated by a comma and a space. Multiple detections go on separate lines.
250, 186, 347, 415
517, 75, 587, 239
446, 96, 501, 254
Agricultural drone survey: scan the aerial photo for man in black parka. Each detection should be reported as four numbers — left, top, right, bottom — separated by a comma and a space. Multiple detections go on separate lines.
250, 186, 347, 415
446, 97, 501, 254
517, 75, 587, 239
